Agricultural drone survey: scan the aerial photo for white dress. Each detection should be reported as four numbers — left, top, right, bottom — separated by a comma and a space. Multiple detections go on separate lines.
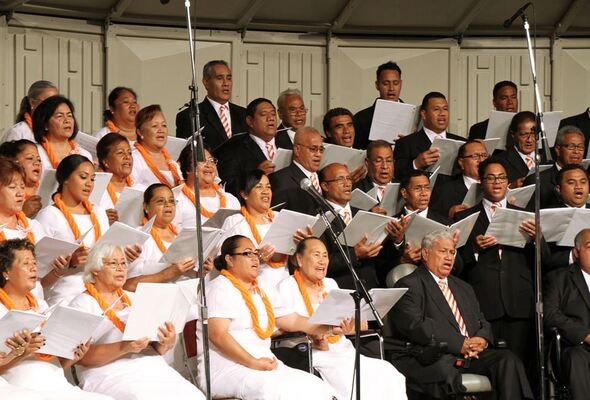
92, 127, 108, 140
198, 275, 336, 400
68, 292, 204, 400
3, 121, 34, 143
35, 205, 110, 305
274, 276, 408, 400
173, 184, 241, 230
36, 142, 94, 170
130, 147, 182, 188
0, 377, 44, 400
220, 213, 289, 293
0, 302, 112, 400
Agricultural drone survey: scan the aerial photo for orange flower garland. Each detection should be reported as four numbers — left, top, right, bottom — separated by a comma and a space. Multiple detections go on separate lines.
23, 112, 33, 129
134, 143, 183, 188
41, 139, 78, 169
105, 120, 119, 133
0, 212, 36, 244
182, 184, 226, 219
84, 283, 131, 333
293, 270, 340, 344
106, 176, 134, 206
142, 217, 177, 254
220, 269, 275, 339
240, 207, 287, 268
53, 193, 102, 242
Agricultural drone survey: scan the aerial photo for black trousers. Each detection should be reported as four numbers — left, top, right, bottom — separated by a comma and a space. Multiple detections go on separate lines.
562, 345, 590, 400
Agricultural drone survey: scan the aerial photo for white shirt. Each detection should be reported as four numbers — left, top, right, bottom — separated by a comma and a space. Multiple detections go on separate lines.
372, 182, 387, 202
207, 97, 233, 134
582, 269, 590, 297
515, 146, 534, 167
462, 175, 479, 189
429, 270, 448, 286
293, 160, 315, 179
404, 206, 428, 218
423, 127, 447, 143
482, 197, 507, 221
36, 141, 94, 170
3, 121, 34, 142
249, 134, 276, 160
326, 200, 352, 223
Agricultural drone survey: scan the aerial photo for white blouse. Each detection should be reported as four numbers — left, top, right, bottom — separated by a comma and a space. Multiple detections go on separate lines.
130, 147, 182, 188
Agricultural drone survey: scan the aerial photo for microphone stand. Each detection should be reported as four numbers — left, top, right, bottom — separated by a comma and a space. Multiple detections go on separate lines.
182, 1, 211, 399
317, 207, 384, 400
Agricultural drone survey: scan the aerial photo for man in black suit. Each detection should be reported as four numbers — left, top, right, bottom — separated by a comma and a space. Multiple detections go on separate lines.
390, 230, 533, 399
354, 140, 395, 213
559, 107, 590, 151
430, 139, 488, 219
276, 88, 305, 148
523, 125, 586, 209
269, 127, 324, 215
216, 98, 291, 196
496, 111, 537, 184
468, 80, 519, 140
175, 60, 248, 150
353, 61, 403, 149
393, 91, 465, 182
545, 228, 590, 400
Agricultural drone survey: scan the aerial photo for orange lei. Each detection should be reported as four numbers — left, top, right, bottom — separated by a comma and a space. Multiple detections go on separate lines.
106, 176, 134, 205
105, 120, 119, 133
134, 143, 183, 188
220, 269, 275, 339
0, 212, 36, 244
182, 184, 226, 218
24, 112, 33, 129
41, 139, 77, 169
240, 207, 287, 268
84, 283, 131, 333
0, 288, 54, 360
293, 270, 340, 343
53, 193, 102, 242
143, 217, 177, 254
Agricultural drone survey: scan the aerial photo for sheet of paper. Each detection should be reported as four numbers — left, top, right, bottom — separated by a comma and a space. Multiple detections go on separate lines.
369, 100, 419, 143
203, 208, 241, 229
35, 236, 80, 277
485, 208, 534, 248
483, 138, 501, 155
525, 164, 552, 177
540, 208, 577, 243
89, 172, 113, 206
274, 148, 293, 171
37, 169, 57, 207
557, 208, 590, 247
37, 305, 104, 359
76, 132, 99, 160
581, 159, 590, 170
507, 184, 535, 208
165, 136, 189, 160
380, 183, 402, 216
337, 210, 394, 247
308, 288, 408, 325
462, 183, 483, 208
176, 279, 199, 305
450, 212, 480, 248
350, 188, 379, 211
310, 212, 335, 238
94, 221, 151, 248
0, 310, 45, 353
259, 209, 319, 255
485, 111, 515, 150
140, 216, 156, 234
319, 143, 366, 172
123, 283, 190, 341
160, 226, 224, 263
114, 186, 145, 227
430, 138, 464, 176
429, 166, 441, 189
544, 111, 564, 147
406, 212, 479, 248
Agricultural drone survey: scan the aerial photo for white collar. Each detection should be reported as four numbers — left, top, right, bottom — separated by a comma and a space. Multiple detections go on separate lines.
482, 197, 507, 221
581, 268, 590, 294
207, 97, 229, 114
462, 175, 479, 189
326, 199, 351, 215
429, 270, 447, 286
514, 146, 534, 165
405, 206, 428, 218
293, 160, 314, 179
423, 126, 447, 143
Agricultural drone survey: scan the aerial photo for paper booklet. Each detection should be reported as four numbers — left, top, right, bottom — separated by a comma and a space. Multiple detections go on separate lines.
0, 310, 46, 353
76, 132, 99, 160
350, 188, 379, 211
337, 210, 395, 247
160, 226, 224, 264
462, 183, 483, 208
34, 236, 80, 277
114, 186, 145, 227
429, 138, 464, 176
525, 164, 552, 177
540, 208, 577, 243
320, 143, 366, 172
94, 221, 151, 249
367, 183, 402, 216
485, 208, 534, 248
557, 208, 590, 247
259, 209, 320, 255
203, 208, 241, 229
485, 111, 515, 150
274, 148, 293, 171
506, 184, 535, 208
37, 169, 57, 207
544, 111, 563, 147
482, 138, 501, 155
429, 166, 441, 189
165, 136, 189, 160
369, 100, 419, 143
89, 172, 113, 206
405, 212, 480, 248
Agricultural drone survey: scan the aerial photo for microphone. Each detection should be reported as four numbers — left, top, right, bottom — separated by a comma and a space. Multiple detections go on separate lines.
300, 178, 337, 214
503, 2, 532, 28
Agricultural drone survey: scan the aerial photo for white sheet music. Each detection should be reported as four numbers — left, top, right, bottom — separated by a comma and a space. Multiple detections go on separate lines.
37, 169, 57, 207
319, 143, 366, 172
506, 184, 535, 208
462, 183, 483, 208
369, 100, 419, 143
430, 138, 464, 176
76, 132, 99, 160
34, 236, 80, 277
0, 310, 45, 353
274, 148, 293, 171
114, 186, 145, 227
94, 221, 151, 248
486, 111, 515, 150
350, 188, 379, 211
165, 137, 189, 160
337, 210, 394, 246
160, 227, 224, 263
540, 208, 577, 243
485, 208, 534, 248
259, 209, 319, 255
557, 208, 590, 247
89, 172, 113, 206
544, 111, 564, 147
405, 212, 479, 248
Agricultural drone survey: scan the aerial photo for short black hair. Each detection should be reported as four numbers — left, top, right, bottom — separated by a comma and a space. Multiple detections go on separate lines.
104, 86, 137, 123
493, 81, 517, 99
96, 133, 130, 171
420, 92, 446, 111
246, 98, 274, 118
32, 95, 79, 143
509, 111, 536, 135
376, 61, 402, 80
457, 139, 486, 159
142, 183, 172, 218
238, 169, 267, 204
213, 234, 249, 271
322, 107, 353, 136
400, 170, 430, 190
366, 140, 393, 160
0, 139, 37, 159
557, 164, 590, 186
477, 157, 509, 182
0, 239, 35, 288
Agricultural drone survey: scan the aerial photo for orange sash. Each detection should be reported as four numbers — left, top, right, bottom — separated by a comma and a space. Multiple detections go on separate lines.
106, 176, 134, 206
53, 193, 102, 242
41, 139, 77, 169
182, 184, 226, 218
105, 120, 118, 133
0, 212, 36, 244
24, 112, 33, 129
240, 207, 286, 268
134, 143, 182, 187
84, 283, 131, 333
143, 217, 177, 254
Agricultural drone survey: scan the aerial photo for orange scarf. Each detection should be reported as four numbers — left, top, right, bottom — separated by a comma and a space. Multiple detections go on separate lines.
53, 193, 102, 242
24, 112, 33, 129
0, 288, 54, 360
182, 184, 226, 219
106, 176, 134, 206
220, 269, 275, 339
143, 217, 177, 254
84, 283, 131, 333
0, 212, 36, 244
241, 207, 286, 268
105, 120, 119, 133
134, 143, 182, 187
293, 270, 340, 343
41, 139, 77, 169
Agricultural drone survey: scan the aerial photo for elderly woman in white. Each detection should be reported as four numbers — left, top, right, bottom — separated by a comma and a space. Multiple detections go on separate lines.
69, 242, 204, 400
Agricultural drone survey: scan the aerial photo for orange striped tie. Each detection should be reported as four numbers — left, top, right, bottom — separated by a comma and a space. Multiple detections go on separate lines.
310, 173, 322, 194
377, 185, 386, 201
342, 210, 352, 225
266, 142, 275, 161
219, 104, 232, 138
438, 280, 468, 337
525, 155, 534, 169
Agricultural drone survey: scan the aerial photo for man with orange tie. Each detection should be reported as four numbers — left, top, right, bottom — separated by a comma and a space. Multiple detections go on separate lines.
354, 140, 396, 215
496, 111, 538, 185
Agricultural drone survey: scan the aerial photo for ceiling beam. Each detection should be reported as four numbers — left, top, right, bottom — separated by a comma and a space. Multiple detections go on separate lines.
332, 0, 362, 30
0, 0, 28, 11
236, 0, 265, 29
453, 0, 487, 36
108, 0, 133, 19
553, 0, 587, 37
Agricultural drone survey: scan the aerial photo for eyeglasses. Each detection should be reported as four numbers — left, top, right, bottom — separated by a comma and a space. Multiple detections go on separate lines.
230, 250, 260, 260
324, 176, 353, 185
297, 144, 325, 154
199, 157, 218, 165
406, 184, 431, 193
287, 106, 308, 116
482, 175, 508, 183
559, 144, 585, 151
151, 198, 178, 206
460, 152, 488, 160
103, 260, 127, 271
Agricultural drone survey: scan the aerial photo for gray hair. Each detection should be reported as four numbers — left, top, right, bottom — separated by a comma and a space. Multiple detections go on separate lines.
28, 80, 57, 100
277, 88, 303, 110
82, 243, 127, 283
574, 228, 590, 250
421, 230, 455, 250
202, 60, 229, 80
555, 125, 584, 146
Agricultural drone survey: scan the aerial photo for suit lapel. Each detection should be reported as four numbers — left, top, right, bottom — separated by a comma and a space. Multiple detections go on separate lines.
571, 267, 590, 312
202, 100, 227, 139
418, 267, 462, 334
244, 136, 267, 163
508, 147, 529, 177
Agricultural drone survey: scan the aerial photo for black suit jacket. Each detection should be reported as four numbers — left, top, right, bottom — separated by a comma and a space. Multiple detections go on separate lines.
175, 99, 248, 150
268, 163, 317, 216
393, 129, 465, 182
468, 119, 488, 140
545, 264, 590, 346
276, 124, 294, 150
353, 102, 376, 150
523, 164, 560, 209
560, 109, 590, 151
430, 175, 469, 218
496, 146, 529, 182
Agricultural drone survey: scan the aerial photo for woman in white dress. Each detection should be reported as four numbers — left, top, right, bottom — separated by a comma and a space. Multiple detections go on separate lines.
202, 234, 337, 400
32, 95, 93, 170
130, 105, 183, 188
220, 169, 290, 292
69, 242, 204, 400
93, 87, 139, 142
0, 139, 44, 218
274, 237, 408, 400
35, 155, 111, 305
0, 238, 112, 400
0, 335, 45, 400
174, 145, 240, 229
4, 80, 58, 143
